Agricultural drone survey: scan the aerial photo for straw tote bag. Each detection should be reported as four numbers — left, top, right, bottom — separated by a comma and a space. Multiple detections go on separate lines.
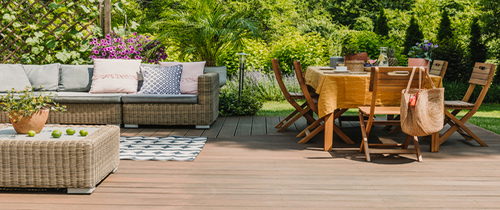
400, 67, 444, 136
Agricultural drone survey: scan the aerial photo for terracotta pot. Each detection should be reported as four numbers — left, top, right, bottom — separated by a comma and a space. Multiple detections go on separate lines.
9, 109, 49, 134
408, 58, 430, 72
344, 52, 368, 63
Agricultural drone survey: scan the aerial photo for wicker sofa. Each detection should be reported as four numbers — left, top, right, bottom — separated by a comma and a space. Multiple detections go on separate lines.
0, 63, 220, 129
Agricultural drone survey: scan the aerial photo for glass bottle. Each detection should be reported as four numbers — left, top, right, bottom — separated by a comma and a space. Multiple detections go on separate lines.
378, 47, 389, 66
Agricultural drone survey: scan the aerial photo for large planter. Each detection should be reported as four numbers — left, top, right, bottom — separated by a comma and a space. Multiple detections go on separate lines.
204, 66, 227, 87
9, 109, 49, 134
408, 58, 430, 71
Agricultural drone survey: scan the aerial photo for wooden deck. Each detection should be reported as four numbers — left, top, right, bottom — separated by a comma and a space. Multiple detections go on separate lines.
2, 116, 500, 209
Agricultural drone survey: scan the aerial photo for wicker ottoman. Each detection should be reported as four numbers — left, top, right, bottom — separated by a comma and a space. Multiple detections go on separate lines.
0, 125, 120, 194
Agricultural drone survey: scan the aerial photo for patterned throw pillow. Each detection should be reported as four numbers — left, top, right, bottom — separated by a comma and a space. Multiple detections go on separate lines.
138, 65, 183, 94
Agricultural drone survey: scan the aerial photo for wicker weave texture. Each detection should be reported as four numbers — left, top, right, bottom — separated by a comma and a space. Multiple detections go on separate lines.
123, 72, 219, 125
0, 125, 120, 189
0, 104, 122, 125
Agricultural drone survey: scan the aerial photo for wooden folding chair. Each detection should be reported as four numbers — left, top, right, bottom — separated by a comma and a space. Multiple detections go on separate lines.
429, 60, 448, 79
293, 60, 353, 145
272, 59, 315, 132
435, 63, 497, 151
359, 67, 424, 162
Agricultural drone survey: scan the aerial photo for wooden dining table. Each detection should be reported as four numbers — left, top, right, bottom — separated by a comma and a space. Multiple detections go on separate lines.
304, 66, 443, 151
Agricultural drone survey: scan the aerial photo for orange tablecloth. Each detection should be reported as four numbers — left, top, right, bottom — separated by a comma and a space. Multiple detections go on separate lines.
304, 67, 443, 118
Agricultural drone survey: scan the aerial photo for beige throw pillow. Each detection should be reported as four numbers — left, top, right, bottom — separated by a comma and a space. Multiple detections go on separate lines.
159, 61, 206, 94
89, 59, 142, 93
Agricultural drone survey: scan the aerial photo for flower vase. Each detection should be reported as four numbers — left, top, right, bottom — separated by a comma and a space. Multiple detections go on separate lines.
9, 109, 49, 134
408, 58, 430, 72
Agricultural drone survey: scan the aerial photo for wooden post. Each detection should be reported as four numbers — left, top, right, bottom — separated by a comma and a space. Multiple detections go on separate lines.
104, 0, 111, 35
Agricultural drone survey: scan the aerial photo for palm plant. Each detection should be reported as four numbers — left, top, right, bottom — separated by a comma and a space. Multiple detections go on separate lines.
154, 0, 260, 67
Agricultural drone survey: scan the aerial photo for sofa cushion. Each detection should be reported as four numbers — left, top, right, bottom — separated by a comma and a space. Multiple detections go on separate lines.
121, 94, 198, 104
59, 65, 93, 92
160, 61, 205, 94
23, 63, 60, 91
53, 92, 124, 104
0, 64, 32, 92
139, 65, 183, 95
89, 59, 141, 94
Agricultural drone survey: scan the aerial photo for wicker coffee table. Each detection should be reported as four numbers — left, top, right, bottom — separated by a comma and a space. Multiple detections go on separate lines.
0, 124, 120, 194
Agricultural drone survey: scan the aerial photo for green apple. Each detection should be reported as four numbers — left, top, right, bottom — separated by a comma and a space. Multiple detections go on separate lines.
52, 130, 62, 138
27, 130, 36, 137
79, 129, 89, 136
66, 128, 76, 135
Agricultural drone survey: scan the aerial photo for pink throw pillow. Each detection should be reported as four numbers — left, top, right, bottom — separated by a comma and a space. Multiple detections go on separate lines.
90, 59, 142, 93
159, 61, 206, 94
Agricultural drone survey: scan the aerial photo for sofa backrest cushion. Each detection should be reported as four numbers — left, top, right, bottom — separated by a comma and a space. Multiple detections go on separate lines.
138, 65, 183, 94
59, 65, 94, 92
0, 64, 32, 92
89, 59, 142, 94
23, 63, 60, 91
160, 61, 206, 94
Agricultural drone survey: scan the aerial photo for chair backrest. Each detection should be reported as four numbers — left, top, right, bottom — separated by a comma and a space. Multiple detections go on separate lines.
462, 63, 497, 108
293, 60, 318, 113
369, 66, 425, 108
429, 60, 448, 79
271, 58, 292, 100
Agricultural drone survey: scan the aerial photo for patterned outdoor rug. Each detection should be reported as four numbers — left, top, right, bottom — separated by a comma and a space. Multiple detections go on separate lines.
119, 136, 207, 161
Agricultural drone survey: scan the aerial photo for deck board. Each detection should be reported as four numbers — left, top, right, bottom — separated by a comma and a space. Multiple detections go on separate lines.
2, 117, 500, 209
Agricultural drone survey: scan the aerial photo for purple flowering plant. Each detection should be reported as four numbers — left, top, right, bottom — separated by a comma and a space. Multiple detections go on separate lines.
407, 40, 438, 61
89, 32, 168, 63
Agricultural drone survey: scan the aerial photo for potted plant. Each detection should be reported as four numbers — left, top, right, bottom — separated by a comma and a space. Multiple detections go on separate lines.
0, 87, 66, 134
407, 40, 438, 71
342, 45, 368, 63
154, 0, 260, 79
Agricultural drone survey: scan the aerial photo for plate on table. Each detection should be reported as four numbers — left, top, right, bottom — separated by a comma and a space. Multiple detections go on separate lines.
319, 67, 334, 70
332, 70, 350, 73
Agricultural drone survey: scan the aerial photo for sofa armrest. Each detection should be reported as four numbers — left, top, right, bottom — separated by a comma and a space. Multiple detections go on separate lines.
197, 72, 219, 125
198, 72, 219, 99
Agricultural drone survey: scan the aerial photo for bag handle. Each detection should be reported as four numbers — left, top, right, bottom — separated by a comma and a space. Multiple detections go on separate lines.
405, 66, 436, 93
422, 66, 437, 89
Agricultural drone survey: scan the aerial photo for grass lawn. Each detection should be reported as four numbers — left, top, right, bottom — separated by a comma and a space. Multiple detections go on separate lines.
257, 101, 500, 135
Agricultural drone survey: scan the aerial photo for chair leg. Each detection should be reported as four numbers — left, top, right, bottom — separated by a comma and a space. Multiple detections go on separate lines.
440, 110, 488, 147
297, 117, 323, 137
275, 109, 299, 128
298, 123, 325, 144
402, 135, 412, 149
412, 136, 423, 162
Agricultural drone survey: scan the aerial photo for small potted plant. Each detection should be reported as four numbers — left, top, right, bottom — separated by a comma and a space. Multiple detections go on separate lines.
407, 40, 438, 70
0, 86, 66, 134
342, 45, 368, 63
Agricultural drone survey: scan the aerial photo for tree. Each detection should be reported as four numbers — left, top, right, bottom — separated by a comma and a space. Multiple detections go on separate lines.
468, 18, 487, 65
437, 9, 452, 41
403, 16, 424, 55
433, 9, 466, 82
153, 0, 260, 67
374, 8, 389, 36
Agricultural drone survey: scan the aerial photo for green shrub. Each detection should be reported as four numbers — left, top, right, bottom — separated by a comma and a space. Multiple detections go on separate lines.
269, 31, 329, 74
218, 75, 263, 116
353, 16, 374, 31
245, 71, 301, 101
218, 39, 271, 76
443, 80, 500, 103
